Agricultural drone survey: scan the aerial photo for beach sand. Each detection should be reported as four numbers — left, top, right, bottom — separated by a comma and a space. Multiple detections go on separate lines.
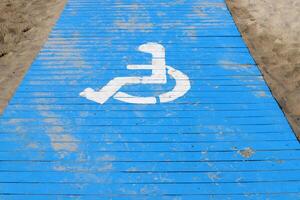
0, 0, 66, 114
226, 0, 300, 138
0, 0, 299, 137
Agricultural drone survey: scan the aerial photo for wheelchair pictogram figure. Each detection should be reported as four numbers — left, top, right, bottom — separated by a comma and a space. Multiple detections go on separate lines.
79, 42, 191, 104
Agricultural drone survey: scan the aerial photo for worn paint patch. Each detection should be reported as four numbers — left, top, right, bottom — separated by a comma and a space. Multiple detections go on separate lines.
97, 154, 116, 162
255, 91, 268, 98
26, 143, 39, 149
38, 109, 79, 154
49, 134, 78, 152
192, 5, 208, 17
219, 60, 252, 69
113, 4, 153, 33
114, 19, 153, 32
238, 147, 256, 158
183, 29, 198, 40
53, 165, 67, 171
45, 35, 91, 69
98, 163, 113, 172
207, 172, 221, 182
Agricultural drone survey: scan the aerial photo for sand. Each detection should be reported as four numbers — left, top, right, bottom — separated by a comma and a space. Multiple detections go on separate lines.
0, 0, 299, 137
226, 0, 300, 138
0, 0, 67, 114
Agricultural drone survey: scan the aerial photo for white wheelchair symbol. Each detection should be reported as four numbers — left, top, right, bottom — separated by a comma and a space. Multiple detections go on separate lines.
80, 42, 191, 104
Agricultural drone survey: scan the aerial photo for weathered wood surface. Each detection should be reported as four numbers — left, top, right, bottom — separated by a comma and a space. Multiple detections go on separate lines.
0, 0, 299, 199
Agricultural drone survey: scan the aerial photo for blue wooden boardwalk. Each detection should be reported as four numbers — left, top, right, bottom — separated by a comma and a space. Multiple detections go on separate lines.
0, 0, 300, 199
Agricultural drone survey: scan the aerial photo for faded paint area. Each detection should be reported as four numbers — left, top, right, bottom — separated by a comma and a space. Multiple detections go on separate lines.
31, 35, 88, 154
189, 2, 227, 19
113, 4, 153, 33
192, 5, 208, 17
97, 163, 113, 172
159, 21, 185, 29
44, 37, 91, 70
238, 147, 256, 158
114, 19, 153, 32
254, 91, 268, 98
163, 0, 185, 7
194, 2, 227, 9
97, 154, 116, 162
26, 143, 39, 149
38, 110, 79, 154
207, 172, 221, 182
49, 134, 78, 152
53, 165, 67, 171
182, 29, 198, 40
218, 60, 252, 68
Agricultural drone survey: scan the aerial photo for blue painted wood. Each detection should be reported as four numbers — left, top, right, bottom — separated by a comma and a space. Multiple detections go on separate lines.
0, 0, 299, 199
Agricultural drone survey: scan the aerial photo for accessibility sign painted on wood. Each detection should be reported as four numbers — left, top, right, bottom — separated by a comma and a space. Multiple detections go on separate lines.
0, 0, 299, 199
80, 42, 191, 104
